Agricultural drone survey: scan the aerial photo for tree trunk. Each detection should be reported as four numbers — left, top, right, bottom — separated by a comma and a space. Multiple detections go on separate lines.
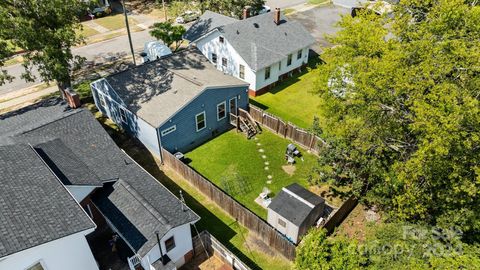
57, 76, 72, 100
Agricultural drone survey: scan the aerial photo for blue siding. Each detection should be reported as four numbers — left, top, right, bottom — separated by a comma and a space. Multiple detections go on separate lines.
159, 86, 248, 153
91, 78, 249, 157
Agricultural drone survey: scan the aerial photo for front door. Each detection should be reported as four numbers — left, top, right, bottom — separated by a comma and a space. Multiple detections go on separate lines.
229, 97, 237, 115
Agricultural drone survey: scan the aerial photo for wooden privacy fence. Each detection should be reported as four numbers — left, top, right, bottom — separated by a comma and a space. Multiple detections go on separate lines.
161, 148, 297, 260
323, 196, 358, 234
248, 105, 325, 155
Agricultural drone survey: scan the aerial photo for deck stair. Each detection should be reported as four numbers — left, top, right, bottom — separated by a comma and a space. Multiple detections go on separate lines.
230, 108, 261, 139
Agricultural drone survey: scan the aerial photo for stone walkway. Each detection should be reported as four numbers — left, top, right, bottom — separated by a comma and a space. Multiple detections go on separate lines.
83, 20, 110, 33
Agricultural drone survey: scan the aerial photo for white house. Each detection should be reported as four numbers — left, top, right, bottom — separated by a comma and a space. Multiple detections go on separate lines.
184, 8, 316, 96
267, 183, 325, 244
0, 144, 99, 270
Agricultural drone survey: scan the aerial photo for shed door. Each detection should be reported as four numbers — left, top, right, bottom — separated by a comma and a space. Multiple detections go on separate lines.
229, 97, 237, 115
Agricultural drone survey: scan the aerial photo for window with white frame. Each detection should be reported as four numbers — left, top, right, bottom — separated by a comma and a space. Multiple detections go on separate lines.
278, 218, 286, 227
195, 112, 206, 131
165, 236, 176, 252
222, 57, 227, 67
265, 66, 271, 80
297, 49, 302, 60
219, 36, 224, 43
212, 53, 217, 64
161, 125, 176, 136
217, 102, 226, 120
119, 107, 127, 123
287, 54, 292, 66
99, 93, 106, 108
239, 64, 245, 79
26, 262, 45, 270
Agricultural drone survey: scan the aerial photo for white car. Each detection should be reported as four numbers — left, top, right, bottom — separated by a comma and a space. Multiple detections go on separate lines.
175, 10, 200, 24
141, 41, 172, 63
258, 5, 271, 14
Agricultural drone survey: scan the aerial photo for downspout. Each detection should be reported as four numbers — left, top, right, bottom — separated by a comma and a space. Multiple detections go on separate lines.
156, 127, 164, 164
155, 231, 164, 265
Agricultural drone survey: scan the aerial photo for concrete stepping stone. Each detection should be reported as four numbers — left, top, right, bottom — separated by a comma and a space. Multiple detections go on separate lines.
267, 175, 273, 179
266, 180, 272, 184
264, 166, 269, 170
264, 161, 270, 165
257, 143, 261, 146
262, 155, 267, 159
258, 149, 264, 153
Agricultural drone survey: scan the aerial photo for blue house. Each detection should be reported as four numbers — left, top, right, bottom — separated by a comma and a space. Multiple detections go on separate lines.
90, 49, 249, 157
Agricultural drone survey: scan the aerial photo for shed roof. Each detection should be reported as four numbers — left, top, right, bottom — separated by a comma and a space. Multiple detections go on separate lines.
268, 183, 324, 226
0, 144, 95, 258
104, 48, 248, 127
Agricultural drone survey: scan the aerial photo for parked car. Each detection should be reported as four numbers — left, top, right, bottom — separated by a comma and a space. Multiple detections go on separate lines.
89, 6, 112, 18
258, 5, 271, 14
140, 41, 172, 63
175, 10, 200, 24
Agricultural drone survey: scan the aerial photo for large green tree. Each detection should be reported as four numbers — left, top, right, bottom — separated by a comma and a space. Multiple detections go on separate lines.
1, 0, 87, 93
150, 21, 186, 51
311, 0, 480, 238
200, 0, 265, 19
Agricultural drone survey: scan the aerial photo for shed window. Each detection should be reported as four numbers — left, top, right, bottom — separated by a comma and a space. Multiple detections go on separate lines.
217, 102, 226, 120
278, 218, 286, 227
165, 236, 176, 252
297, 49, 302, 60
212, 53, 217, 64
265, 66, 271, 80
278, 61, 281, 71
119, 107, 127, 123
239, 64, 245, 79
219, 36, 224, 43
99, 93, 106, 108
26, 262, 45, 270
222, 57, 227, 67
161, 125, 177, 136
196, 112, 206, 131
287, 54, 292, 66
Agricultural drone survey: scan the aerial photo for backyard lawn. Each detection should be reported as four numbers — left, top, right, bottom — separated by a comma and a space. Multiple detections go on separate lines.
250, 58, 323, 129
185, 129, 317, 219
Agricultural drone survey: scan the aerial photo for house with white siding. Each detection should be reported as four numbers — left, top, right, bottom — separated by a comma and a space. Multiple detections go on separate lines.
184, 8, 316, 96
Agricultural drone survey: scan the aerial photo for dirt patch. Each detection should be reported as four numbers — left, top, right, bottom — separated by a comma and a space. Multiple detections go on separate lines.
309, 185, 344, 207
282, 165, 296, 176
245, 234, 276, 257
334, 204, 381, 242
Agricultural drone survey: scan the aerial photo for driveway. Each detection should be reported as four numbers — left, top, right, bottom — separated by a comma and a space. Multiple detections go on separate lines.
289, 4, 350, 51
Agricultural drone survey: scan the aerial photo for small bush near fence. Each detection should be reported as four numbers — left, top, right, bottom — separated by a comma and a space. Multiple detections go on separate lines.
248, 105, 325, 155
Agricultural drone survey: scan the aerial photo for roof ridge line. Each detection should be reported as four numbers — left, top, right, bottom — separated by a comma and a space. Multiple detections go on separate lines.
18, 106, 84, 136
116, 179, 172, 228
282, 187, 315, 208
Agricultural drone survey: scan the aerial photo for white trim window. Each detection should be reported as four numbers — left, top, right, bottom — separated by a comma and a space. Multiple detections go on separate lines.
239, 64, 245, 79
265, 66, 271, 80
297, 49, 302, 60
217, 101, 226, 120
119, 107, 127, 123
222, 57, 227, 68
287, 54, 292, 66
195, 111, 206, 131
161, 125, 177, 136
278, 218, 286, 227
165, 236, 176, 252
212, 53, 217, 64
26, 261, 45, 270
99, 93, 107, 108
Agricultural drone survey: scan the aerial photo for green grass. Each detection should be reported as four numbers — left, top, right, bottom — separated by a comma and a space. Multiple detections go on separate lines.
251, 58, 323, 129
86, 106, 292, 270
94, 14, 138, 31
308, 0, 331, 5
76, 25, 100, 38
185, 129, 317, 219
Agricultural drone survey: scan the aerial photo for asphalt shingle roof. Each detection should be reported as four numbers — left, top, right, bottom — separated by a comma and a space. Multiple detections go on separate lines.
103, 48, 248, 127
184, 10, 238, 42
0, 99, 199, 256
185, 11, 316, 71
268, 183, 324, 226
0, 144, 95, 258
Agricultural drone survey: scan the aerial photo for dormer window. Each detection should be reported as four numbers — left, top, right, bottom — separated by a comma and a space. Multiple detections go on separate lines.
219, 36, 224, 43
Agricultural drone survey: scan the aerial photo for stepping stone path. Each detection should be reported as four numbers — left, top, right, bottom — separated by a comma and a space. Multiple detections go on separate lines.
267, 175, 273, 179
257, 143, 262, 146
266, 180, 272, 184
258, 149, 264, 153
264, 161, 269, 165
262, 155, 267, 159
264, 166, 269, 170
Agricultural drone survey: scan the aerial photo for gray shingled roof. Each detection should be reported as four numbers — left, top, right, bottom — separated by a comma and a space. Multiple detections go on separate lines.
0, 99, 199, 257
185, 11, 315, 71
184, 10, 238, 42
268, 183, 324, 226
103, 48, 248, 127
0, 144, 95, 258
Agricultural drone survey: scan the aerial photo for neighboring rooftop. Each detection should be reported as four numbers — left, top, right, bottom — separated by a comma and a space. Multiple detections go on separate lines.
102, 48, 248, 127
183, 10, 238, 42
185, 11, 316, 71
0, 99, 199, 256
0, 144, 95, 258
268, 183, 324, 226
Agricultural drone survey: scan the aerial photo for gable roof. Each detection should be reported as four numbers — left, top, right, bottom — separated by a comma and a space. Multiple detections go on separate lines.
183, 10, 238, 42
0, 99, 199, 257
185, 11, 316, 71
0, 144, 95, 258
102, 48, 248, 127
268, 183, 324, 226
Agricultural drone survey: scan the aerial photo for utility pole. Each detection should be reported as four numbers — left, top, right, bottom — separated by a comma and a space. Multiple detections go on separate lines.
162, 0, 167, 21
122, 0, 136, 65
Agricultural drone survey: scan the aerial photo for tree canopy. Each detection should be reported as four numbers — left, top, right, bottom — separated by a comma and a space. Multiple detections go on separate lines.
311, 0, 480, 239
200, 0, 265, 19
0, 0, 87, 91
149, 21, 186, 51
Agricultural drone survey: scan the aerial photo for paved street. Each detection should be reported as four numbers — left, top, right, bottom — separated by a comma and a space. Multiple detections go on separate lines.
0, 29, 155, 96
266, 0, 307, 9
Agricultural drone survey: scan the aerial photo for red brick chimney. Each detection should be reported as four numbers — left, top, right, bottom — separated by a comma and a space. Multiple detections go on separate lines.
243, 6, 251, 20
64, 87, 81, 109
274, 8, 281, 25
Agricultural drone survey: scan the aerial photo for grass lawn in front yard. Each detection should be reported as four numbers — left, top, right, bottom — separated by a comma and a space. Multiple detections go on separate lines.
185, 129, 317, 219
76, 24, 100, 38
250, 57, 323, 129
94, 14, 138, 31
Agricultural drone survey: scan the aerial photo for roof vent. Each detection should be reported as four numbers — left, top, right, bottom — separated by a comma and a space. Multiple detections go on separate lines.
237, 30, 239, 34
253, 23, 259, 28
